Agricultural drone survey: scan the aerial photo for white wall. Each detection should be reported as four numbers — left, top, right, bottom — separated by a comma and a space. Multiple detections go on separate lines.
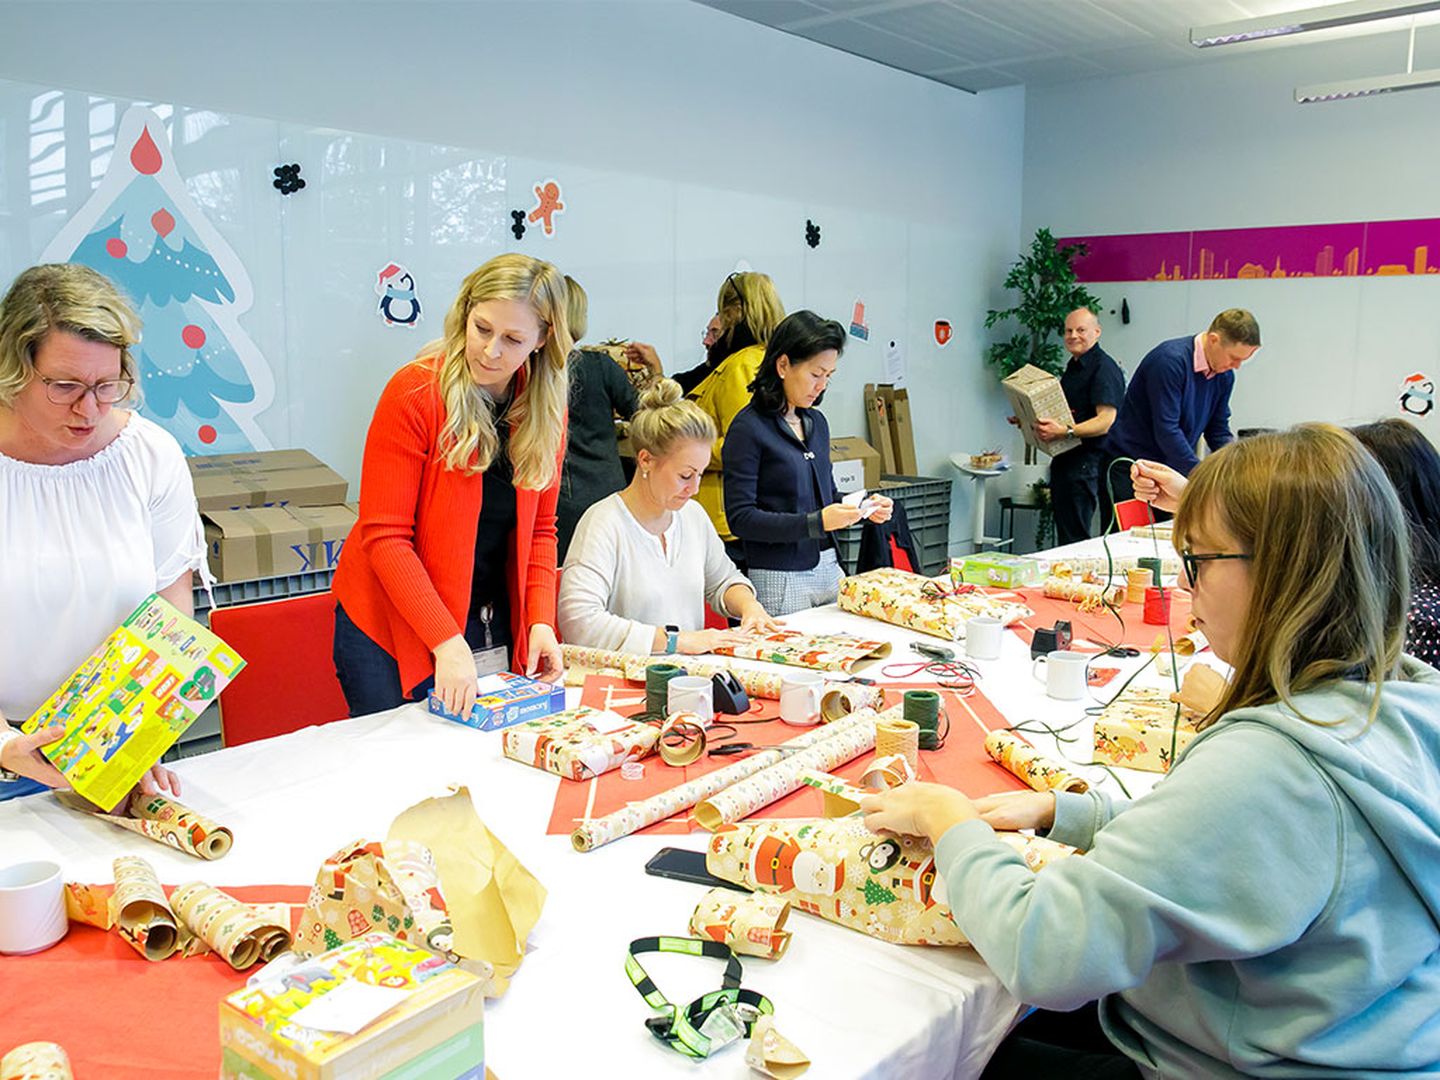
0, 0, 1027, 552
1022, 32, 1440, 436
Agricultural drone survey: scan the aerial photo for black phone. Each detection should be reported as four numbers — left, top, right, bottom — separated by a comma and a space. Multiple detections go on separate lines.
644, 846, 749, 891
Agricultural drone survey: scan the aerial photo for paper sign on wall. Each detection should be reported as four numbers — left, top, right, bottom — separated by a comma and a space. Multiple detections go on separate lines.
375, 263, 422, 328
527, 179, 565, 237
883, 339, 906, 387
1400, 372, 1435, 418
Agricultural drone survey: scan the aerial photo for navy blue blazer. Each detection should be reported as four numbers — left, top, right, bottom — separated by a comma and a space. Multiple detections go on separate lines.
722, 403, 836, 571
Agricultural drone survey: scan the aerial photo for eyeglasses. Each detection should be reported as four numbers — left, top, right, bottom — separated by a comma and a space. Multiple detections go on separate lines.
38, 376, 134, 405
1180, 549, 1251, 583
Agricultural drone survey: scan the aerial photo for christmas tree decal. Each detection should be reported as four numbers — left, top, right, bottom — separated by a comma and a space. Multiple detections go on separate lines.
41, 106, 272, 453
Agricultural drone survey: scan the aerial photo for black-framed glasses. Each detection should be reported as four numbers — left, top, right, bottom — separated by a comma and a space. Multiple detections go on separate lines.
1181, 549, 1251, 583
39, 376, 134, 405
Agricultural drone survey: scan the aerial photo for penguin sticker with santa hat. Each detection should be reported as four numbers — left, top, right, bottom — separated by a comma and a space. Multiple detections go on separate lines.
1399, 372, 1435, 419
375, 263, 422, 328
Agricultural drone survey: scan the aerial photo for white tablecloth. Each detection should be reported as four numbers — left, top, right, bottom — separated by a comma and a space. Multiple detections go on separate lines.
0, 538, 1191, 1079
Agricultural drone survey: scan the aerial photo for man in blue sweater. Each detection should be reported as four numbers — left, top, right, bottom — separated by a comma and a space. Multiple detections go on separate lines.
1103, 309, 1260, 501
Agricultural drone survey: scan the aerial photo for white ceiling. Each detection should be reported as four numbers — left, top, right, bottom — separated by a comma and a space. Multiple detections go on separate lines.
691, 0, 1440, 91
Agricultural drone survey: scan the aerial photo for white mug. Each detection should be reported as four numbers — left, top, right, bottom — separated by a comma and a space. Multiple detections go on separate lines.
965, 616, 1004, 661
779, 671, 824, 726
0, 860, 68, 955
666, 675, 714, 726
1032, 650, 1089, 701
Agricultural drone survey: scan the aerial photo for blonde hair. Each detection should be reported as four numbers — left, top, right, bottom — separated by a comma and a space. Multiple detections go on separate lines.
563, 274, 588, 343
1173, 424, 1410, 730
425, 254, 572, 487
0, 263, 139, 406
716, 272, 784, 346
629, 378, 716, 459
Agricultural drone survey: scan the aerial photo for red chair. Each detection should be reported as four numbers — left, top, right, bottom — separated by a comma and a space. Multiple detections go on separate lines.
208, 592, 350, 747
1112, 498, 1154, 531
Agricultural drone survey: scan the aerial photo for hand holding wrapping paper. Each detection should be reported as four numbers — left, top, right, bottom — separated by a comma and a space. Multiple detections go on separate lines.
387, 786, 545, 997
59, 791, 233, 859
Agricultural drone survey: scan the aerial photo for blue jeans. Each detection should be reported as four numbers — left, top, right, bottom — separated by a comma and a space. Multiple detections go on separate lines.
0, 776, 50, 802
332, 603, 509, 718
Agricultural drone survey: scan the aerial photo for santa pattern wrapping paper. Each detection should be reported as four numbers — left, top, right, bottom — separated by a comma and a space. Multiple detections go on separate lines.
837, 569, 1032, 641
712, 630, 890, 672
689, 886, 792, 959
503, 706, 659, 780
561, 644, 785, 700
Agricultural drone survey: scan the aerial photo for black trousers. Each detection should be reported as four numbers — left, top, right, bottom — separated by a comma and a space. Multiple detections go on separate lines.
981, 1003, 1143, 1080
1050, 448, 1102, 546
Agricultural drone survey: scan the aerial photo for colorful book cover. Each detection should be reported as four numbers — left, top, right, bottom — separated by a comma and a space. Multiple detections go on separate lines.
22, 594, 246, 811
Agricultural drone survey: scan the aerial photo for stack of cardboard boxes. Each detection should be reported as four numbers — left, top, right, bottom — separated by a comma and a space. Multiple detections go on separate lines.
189, 449, 356, 583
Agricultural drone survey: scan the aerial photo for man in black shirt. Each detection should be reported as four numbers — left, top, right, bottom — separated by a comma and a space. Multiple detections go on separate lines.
1036, 307, 1126, 545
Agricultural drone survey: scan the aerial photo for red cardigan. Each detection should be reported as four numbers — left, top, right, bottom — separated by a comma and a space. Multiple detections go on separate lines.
332, 357, 561, 694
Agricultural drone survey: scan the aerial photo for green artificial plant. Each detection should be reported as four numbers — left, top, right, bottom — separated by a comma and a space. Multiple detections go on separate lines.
984, 228, 1103, 379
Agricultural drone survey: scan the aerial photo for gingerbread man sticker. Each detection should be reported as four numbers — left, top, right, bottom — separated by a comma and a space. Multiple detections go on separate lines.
527, 178, 566, 238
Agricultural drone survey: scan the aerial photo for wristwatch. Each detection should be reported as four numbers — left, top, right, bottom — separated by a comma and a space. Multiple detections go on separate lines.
1066, 424, 1076, 438
664, 625, 681, 655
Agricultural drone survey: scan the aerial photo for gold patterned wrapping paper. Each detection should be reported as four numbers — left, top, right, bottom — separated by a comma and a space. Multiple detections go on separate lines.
984, 731, 1090, 794
1092, 685, 1202, 774
561, 644, 786, 700
1051, 555, 1180, 581
110, 854, 180, 961
706, 818, 1076, 947
689, 886, 792, 959
570, 712, 874, 852
0, 1043, 73, 1080
170, 881, 290, 970
1041, 575, 1127, 612
746, 1016, 811, 1079
502, 706, 659, 780
712, 630, 890, 672
837, 569, 1032, 641
60, 791, 233, 860
798, 769, 872, 817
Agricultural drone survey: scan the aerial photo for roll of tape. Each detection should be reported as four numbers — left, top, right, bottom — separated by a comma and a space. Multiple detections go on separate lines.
620, 761, 645, 781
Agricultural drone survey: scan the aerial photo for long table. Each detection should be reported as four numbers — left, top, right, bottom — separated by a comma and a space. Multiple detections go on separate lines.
0, 537, 1185, 1079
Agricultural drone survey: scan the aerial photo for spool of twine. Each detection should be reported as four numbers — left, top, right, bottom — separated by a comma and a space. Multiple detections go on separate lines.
1138, 556, 1163, 587
903, 689, 946, 751
645, 664, 686, 716
1126, 567, 1152, 604
1143, 586, 1171, 625
874, 717, 921, 772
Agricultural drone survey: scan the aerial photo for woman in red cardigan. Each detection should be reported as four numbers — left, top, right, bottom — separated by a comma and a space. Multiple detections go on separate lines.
332, 254, 570, 718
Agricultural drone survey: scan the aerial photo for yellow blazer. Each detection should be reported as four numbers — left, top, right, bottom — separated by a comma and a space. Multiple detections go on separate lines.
689, 343, 765, 542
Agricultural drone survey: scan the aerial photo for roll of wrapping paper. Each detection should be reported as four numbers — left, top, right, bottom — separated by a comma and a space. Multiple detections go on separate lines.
1042, 575, 1126, 611
903, 690, 944, 751
170, 881, 291, 971
560, 644, 785, 701
0, 1043, 73, 1080
691, 713, 881, 831
689, 885, 792, 960
60, 791, 233, 860
984, 730, 1089, 794
820, 681, 883, 722
1138, 556, 1164, 586
1174, 629, 1208, 656
110, 855, 180, 961
1126, 568, 1152, 604
570, 710, 876, 852
658, 712, 706, 766
645, 664, 686, 716
874, 716, 920, 772
860, 753, 914, 790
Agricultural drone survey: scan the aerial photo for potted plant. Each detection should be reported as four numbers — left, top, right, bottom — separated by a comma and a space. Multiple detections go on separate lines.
984, 229, 1102, 497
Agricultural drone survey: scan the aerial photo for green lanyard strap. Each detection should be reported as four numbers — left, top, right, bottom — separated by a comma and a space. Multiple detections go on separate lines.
626, 936, 775, 1058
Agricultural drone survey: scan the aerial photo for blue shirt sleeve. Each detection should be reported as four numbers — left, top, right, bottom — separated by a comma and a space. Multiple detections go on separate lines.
1203, 373, 1234, 453
1144, 354, 1201, 474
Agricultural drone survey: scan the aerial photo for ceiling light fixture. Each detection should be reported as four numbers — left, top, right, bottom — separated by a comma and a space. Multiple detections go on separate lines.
1190, 0, 1440, 47
1295, 14, 1440, 100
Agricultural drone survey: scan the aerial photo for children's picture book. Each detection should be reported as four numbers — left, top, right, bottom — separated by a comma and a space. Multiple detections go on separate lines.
22, 594, 246, 811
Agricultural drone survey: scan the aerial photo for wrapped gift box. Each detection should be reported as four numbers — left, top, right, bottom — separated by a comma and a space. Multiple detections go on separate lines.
1092, 685, 1201, 774
837, 568, 1032, 641
219, 932, 485, 1080
427, 672, 566, 732
502, 707, 657, 780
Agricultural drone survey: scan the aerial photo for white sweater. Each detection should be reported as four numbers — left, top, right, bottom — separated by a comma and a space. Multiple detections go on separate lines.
559, 493, 753, 655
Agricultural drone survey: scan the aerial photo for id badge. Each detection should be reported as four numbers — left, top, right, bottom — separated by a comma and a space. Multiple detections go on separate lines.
471, 645, 509, 677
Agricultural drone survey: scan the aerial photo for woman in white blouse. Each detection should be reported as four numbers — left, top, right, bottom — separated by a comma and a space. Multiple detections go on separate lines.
0, 264, 206, 800
559, 378, 780, 654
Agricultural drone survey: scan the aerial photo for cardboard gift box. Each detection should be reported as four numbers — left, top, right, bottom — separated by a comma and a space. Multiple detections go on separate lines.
1092, 685, 1202, 774
951, 554, 1050, 588
830, 436, 881, 492
219, 932, 486, 1080
203, 503, 357, 582
189, 448, 348, 513
502, 707, 658, 780
427, 672, 566, 732
1001, 364, 1081, 458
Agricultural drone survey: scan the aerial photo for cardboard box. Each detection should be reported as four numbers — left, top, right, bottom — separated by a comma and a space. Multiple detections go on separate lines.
863, 385, 898, 473
887, 387, 919, 475
1000, 365, 1081, 458
427, 672, 567, 732
204, 503, 357, 582
189, 449, 348, 512
831, 436, 881, 492
219, 932, 486, 1080
951, 554, 1050, 588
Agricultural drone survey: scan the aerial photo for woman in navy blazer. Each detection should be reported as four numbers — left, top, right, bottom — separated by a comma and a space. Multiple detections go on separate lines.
722, 311, 892, 615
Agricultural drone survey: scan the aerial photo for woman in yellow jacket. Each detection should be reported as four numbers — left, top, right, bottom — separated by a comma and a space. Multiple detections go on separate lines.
688, 271, 784, 559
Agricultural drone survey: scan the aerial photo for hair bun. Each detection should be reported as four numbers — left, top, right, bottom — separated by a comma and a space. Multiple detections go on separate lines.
638, 377, 683, 412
